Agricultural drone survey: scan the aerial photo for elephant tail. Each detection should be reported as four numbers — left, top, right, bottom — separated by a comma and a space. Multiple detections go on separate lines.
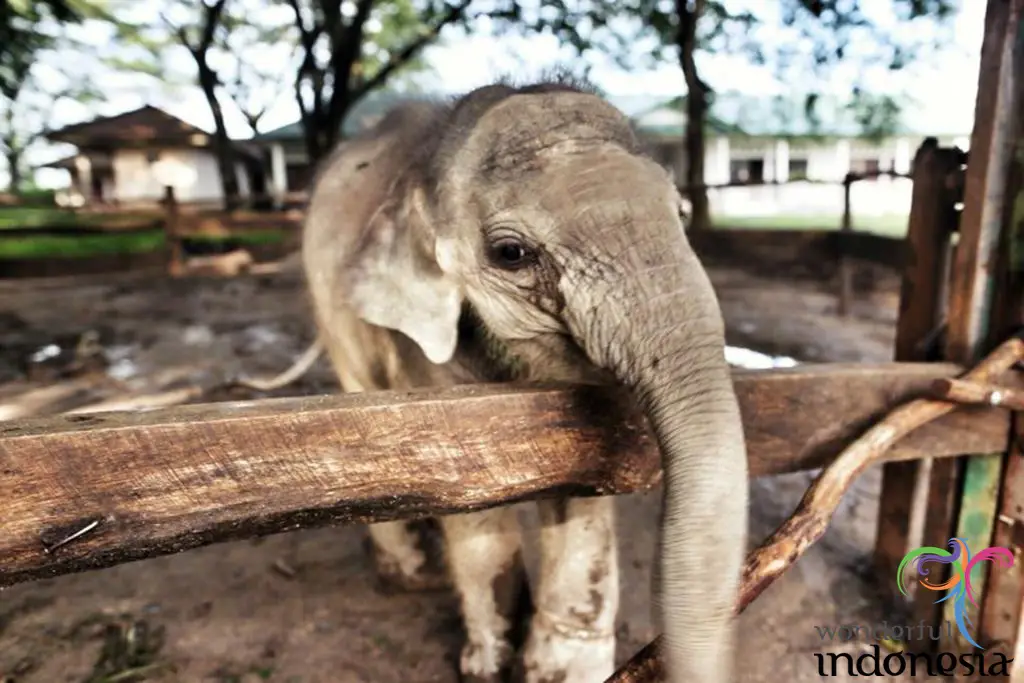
232, 334, 325, 392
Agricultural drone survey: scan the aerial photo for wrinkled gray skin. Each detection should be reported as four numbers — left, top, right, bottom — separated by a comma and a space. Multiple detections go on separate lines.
301, 78, 749, 683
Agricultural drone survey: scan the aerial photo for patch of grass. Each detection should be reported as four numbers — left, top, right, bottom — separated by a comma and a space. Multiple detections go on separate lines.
0, 230, 286, 259
712, 212, 909, 237
0, 230, 167, 259
0, 207, 156, 230
82, 615, 171, 683
203, 230, 285, 246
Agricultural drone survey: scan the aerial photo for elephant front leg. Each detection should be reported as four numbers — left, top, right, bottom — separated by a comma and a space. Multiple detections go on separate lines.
441, 507, 532, 683
521, 496, 618, 683
366, 519, 450, 592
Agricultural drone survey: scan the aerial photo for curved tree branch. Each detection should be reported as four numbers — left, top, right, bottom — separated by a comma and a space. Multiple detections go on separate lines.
607, 333, 1024, 682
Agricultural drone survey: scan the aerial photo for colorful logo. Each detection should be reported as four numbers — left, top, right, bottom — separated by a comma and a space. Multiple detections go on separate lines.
897, 538, 1015, 649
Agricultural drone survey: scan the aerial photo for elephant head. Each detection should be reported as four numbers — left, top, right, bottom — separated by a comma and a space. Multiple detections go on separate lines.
304, 79, 749, 682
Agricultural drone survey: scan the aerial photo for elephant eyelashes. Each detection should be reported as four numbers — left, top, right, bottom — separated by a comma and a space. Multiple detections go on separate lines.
486, 238, 536, 271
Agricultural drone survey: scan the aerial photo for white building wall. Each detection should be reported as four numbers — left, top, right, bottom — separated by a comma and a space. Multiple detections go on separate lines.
706, 178, 914, 220
703, 137, 730, 185
704, 137, 918, 220
624, 127, 967, 223
182, 150, 225, 202
111, 150, 156, 201
111, 148, 227, 203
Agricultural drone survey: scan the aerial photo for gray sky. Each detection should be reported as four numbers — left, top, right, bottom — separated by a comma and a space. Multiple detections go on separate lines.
14, 0, 987, 188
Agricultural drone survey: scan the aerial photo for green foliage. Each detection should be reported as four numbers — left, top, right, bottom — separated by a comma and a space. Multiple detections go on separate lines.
9, 187, 58, 206
774, 0, 959, 135
482, 1, 760, 77
216, 3, 299, 133
103, 0, 455, 144
847, 88, 904, 142
487, 0, 959, 139
286, 0, 473, 160
1, 0, 117, 95
0, 0, 110, 191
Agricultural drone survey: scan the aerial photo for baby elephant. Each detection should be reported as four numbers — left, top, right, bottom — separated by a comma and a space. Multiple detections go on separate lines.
301, 78, 749, 683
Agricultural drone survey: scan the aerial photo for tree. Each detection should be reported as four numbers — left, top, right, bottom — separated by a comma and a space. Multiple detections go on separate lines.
176, 1, 242, 206
106, 0, 300, 209
489, 0, 959, 230
0, 0, 106, 193
215, 4, 297, 137
105, 0, 250, 208
168, 0, 244, 206
285, 0, 476, 164
106, 0, 458, 203
1, 0, 83, 96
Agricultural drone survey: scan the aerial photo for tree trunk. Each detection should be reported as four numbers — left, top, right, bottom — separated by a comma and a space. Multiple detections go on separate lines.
2, 103, 22, 192
677, 0, 711, 232
295, 77, 354, 167
6, 148, 22, 193
321, 92, 351, 159
197, 64, 241, 211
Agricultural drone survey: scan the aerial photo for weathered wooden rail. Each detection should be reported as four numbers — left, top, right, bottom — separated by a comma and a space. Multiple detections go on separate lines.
0, 363, 1012, 588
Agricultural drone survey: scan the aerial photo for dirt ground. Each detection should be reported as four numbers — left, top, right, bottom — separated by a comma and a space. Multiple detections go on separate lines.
0, 261, 922, 683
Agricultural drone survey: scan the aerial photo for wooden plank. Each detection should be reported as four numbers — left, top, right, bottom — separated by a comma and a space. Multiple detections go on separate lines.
979, 0, 1024, 662
982, 419, 1024, 657
0, 363, 1011, 589
941, 0, 1024, 655
873, 140, 965, 629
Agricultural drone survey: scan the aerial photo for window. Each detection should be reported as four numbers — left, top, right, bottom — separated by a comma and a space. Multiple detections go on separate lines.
850, 158, 881, 176
788, 158, 809, 180
729, 158, 764, 184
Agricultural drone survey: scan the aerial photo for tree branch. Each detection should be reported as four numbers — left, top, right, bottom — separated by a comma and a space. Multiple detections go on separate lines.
607, 333, 1024, 681
199, 0, 230, 51
159, 11, 194, 53
326, 0, 375, 130
353, 0, 472, 100
284, 0, 319, 49
286, 0, 324, 157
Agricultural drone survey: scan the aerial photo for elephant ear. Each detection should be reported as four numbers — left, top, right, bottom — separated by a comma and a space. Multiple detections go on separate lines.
303, 111, 464, 367
340, 185, 463, 365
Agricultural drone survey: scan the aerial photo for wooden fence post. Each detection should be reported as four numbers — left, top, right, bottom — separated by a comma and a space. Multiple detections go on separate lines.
872, 139, 965, 634
970, 0, 1024, 670
903, 0, 1024, 660
837, 172, 854, 316
162, 185, 184, 277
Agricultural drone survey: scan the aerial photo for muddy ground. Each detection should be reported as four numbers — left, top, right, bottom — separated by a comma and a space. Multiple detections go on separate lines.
0, 261, 927, 683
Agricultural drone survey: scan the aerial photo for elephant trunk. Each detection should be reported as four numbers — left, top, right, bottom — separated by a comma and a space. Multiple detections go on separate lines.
571, 248, 749, 682
634, 329, 748, 682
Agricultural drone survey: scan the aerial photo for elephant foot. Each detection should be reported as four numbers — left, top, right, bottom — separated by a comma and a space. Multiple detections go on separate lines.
456, 639, 517, 683
373, 561, 451, 593
363, 521, 451, 594
518, 619, 616, 683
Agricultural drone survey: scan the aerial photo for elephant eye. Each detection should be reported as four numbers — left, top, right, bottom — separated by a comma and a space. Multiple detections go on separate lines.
487, 237, 535, 271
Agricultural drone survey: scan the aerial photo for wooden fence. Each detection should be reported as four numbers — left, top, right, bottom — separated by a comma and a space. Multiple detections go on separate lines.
2, 4, 1023, 681
1, 363, 1012, 588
